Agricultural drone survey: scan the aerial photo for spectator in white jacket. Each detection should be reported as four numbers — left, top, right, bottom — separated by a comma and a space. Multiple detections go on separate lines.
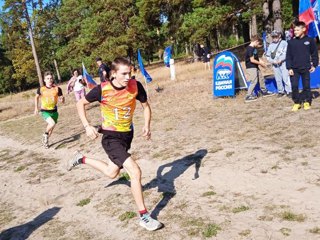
266, 30, 292, 97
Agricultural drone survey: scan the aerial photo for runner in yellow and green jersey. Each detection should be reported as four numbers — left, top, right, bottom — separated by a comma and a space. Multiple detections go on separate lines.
67, 57, 162, 231
34, 71, 64, 148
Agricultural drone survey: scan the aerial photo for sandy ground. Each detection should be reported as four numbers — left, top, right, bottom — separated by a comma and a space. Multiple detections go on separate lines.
1, 61, 320, 240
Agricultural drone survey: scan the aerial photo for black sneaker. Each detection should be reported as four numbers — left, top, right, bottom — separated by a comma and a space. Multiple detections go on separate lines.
277, 93, 286, 98
261, 91, 275, 97
245, 95, 258, 103
286, 93, 292, 98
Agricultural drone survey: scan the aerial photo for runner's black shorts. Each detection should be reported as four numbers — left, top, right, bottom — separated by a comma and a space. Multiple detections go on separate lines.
101, 130, 133, 168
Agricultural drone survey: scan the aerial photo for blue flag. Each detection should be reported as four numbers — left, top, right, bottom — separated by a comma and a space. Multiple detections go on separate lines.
137, 49, 152, 83
308, 0, 320, 37
164, 46, 171, 67
82, 62, 97, 89
262, 31, 267, 53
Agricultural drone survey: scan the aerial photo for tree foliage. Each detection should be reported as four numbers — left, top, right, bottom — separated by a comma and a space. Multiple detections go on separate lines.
0, 0, 298, 94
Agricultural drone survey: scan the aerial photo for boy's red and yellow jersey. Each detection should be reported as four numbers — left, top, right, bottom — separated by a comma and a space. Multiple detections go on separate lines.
100, 79, 138, 132
39, 86, 59, 111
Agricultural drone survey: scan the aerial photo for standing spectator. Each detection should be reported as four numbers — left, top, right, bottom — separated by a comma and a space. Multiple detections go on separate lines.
96, 57, 111, 83
244, 35, 275, 102
286, 21, 319, 111
34, 71, 64, 148
200, 44, 210, 70
266, 30, 292, 97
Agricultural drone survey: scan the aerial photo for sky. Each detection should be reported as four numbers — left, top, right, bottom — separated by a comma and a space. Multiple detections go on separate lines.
0, 0, 4, 11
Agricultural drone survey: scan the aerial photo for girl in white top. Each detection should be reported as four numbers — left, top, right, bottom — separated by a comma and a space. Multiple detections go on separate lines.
67, 69, 86, 101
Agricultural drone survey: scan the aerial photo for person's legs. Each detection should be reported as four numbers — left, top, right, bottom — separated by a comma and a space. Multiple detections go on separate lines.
80, 88, 86, 99
290, 70, 301, 104
300, 69, 311, 104
122, 157, 145, 211
74, 90, 81, 101
246, 68, 258, 96
40, 112, 57, 148
84, 156, 120, 179
273, 66, 284, 93
257, 69, 267, 92
281, 64, 291, 94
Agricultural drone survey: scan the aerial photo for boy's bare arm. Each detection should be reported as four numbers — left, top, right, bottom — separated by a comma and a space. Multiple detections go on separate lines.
76, 98, 98, 140
141, 101, 151, 140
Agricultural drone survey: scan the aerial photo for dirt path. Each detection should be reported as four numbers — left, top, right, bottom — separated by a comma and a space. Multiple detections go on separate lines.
1, 62, 320, 239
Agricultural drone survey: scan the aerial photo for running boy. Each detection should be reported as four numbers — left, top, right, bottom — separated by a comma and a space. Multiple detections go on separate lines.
34, 71, 65, 148
286, 21, 319, 111
245, 35, 274, 102
67, 57, 162, 231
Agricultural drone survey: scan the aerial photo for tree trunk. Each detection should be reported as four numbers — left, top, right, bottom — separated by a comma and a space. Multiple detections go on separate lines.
185, 43, 189, 55
22, 0, 43, 87
263, 1, 272, 33
273, 0, 282, 32
251, 14, 258, 36
233, 23, 239, 41
53, 58, 61, 83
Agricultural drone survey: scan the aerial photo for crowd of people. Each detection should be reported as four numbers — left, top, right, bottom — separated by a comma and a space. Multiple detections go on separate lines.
244, 21, 319, 112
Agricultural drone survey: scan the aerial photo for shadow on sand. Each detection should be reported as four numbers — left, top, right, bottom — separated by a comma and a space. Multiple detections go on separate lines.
50, 133, 81, 149
105, 149, 207, 219
0, 207, 61, 240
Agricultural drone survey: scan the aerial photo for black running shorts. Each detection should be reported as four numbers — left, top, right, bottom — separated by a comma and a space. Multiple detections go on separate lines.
101, 130, 133, 168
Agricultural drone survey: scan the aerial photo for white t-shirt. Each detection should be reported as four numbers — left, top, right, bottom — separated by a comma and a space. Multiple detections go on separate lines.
73, 75, 85, 91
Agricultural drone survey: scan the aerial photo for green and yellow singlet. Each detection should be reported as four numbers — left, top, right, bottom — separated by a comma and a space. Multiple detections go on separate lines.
39, 86, 59, 111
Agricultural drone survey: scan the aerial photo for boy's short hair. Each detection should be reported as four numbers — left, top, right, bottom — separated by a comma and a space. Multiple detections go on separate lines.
250, 35, 261, 42
44, 71, 53, 77
111, 57, 131, 72
294, 21, 306, 28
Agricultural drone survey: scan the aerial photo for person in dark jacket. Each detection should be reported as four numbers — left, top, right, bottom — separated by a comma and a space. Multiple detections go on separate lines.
96, 57, 111, 83
286, 21, 319, 111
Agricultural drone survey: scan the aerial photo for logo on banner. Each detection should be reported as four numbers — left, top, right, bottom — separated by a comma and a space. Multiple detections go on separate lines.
213, 53, 234, 93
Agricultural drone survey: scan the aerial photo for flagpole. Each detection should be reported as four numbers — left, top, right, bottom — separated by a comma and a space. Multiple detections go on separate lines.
314, 20, 320, 37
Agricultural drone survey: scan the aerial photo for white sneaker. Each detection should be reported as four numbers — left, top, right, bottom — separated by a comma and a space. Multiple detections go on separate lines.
139, 213, 162, 231
67, 151, 84, 171
42, 134, 49, 148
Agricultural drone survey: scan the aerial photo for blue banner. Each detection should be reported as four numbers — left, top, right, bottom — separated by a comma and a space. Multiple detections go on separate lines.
137, 49, 152, 83
164, 46, 171, 67
213, 51, 235, 97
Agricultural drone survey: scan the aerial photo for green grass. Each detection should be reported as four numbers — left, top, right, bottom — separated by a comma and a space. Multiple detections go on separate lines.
280, 211, 306, 222
232, 205, 250, 213
201, 191, 216, 197
239, 229, 251, 236
119, 211, 137, 221
202, 223, 221, 238
309, 227, 320, 234
76, 198, 91, 207
118, 172, 130, 181
14, 165, 26, 172
280, 227, 291, 236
